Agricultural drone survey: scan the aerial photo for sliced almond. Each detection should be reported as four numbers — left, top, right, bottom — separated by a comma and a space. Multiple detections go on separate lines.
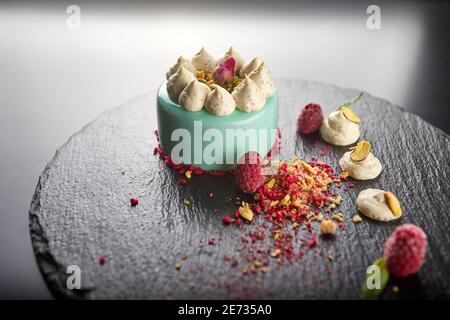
341, 106, 360, 124
350, 141, 371, 162
385, 192, 402, 217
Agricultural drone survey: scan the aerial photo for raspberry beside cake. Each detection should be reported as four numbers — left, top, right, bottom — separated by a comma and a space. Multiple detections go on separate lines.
157, 47, 279, 171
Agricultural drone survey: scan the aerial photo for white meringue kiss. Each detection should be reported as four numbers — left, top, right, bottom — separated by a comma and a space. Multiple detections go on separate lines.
178, 79, 210, 112
248, 62, 276, 98
166, 66, 196, 101
204, 85, 236, 116
191, 47, 216, 73
232, 76, 266, 112
239, 57, 263, 77
166, 56, 197, 79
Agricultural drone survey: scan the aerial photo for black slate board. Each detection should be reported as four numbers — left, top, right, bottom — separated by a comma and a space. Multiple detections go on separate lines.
29, 80, 450, 299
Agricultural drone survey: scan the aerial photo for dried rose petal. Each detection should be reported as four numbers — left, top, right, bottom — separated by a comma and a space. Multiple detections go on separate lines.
213, 57, 236, 85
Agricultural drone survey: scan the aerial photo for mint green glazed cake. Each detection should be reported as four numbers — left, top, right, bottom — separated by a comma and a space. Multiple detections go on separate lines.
157, 81, 279, 171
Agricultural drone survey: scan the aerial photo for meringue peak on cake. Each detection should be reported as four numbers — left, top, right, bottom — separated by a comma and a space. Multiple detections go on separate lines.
167, 66, 196, 101
248, 62, 276, 98
178, 79, 210, 112
232, 75, 266, 112
240, 57, 264, 77
164, 47, 276, 116
205, 84, 236, 116
166, 56, 197, 79
191, 47, 216, 73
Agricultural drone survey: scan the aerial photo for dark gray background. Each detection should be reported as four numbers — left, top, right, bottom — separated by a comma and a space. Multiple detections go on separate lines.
0, 0, 449, 299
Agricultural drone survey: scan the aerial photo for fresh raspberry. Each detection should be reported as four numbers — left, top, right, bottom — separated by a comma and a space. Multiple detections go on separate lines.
234, 152, 265, 193
297, 103, 324, 134
130, 198, 139, 206
384, 224, 427, 277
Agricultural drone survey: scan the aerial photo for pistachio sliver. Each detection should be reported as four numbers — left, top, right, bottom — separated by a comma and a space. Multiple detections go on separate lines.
301, 161, 317, 175
350, 141, 371, 161
385, 192, 402, 217
239, 202, 254, 222
341, 106, 361, 124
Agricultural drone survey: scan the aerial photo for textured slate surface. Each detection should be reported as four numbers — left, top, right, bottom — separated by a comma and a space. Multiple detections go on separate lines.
29, 80, 450, 299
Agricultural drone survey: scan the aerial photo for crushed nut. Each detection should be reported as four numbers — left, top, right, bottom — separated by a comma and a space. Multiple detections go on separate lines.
333, 213, 344, 222
239, 202, 254, 222
320, 218, 337, 234
301, 161, 317, 175
270, 248, 281, 257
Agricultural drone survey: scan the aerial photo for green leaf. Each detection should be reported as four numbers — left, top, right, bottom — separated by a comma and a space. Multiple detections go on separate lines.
337, 92, 364, 110
361, 257, 390, 300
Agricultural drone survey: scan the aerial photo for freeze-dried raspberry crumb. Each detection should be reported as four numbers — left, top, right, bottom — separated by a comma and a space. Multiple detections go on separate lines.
223, 216, 233, 225
297, 103, 324, 134
384, 224, 427, 277
130, 198, 139, 206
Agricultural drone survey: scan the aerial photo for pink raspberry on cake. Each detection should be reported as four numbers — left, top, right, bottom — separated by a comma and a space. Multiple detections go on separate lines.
234, 151, 265, 193
384, 224, 427, 277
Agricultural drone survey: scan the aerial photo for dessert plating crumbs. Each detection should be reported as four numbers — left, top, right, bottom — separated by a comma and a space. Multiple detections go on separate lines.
153, 131, 358, 295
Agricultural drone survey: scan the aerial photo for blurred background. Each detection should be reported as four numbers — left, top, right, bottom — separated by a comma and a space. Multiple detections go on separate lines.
0, 0, 449, 299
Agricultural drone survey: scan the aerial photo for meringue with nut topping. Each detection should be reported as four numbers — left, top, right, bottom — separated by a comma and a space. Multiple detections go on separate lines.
357, 188, 402, 221
240, 57, 263, 77
191, 47, 216, 73
339, 151, 382, 180
205, 84, 236, 116
320, 110, 360, 146
218, 46, 245, 72
166, 56, 197, 79
248, 62, 276, 98
232, 75, 266, 112
167, 66, 196, 101
178, 79, 210, 112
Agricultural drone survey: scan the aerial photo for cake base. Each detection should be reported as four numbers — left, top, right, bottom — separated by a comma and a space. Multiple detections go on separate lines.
156, 82, 279, 170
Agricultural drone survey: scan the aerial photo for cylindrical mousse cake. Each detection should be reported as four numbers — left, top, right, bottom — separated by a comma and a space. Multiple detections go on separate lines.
157, 81, 279, 171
